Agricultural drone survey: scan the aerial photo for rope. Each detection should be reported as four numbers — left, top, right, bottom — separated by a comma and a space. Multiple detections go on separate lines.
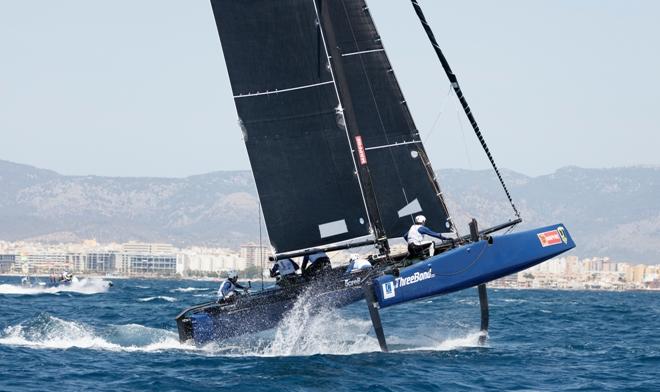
410, 0, 521, 220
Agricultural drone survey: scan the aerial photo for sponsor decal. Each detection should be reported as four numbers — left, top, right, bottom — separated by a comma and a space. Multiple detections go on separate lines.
537, 229, 562, 247
382, 268, 436, 300
344, 277, 361, 287
355, 135, 367, 165
394, 268, 436, 288
557, 226, 568, 244
382, 281, 395, 299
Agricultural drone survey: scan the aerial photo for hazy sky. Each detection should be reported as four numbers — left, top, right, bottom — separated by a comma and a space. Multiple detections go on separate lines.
1, 1, 658, 178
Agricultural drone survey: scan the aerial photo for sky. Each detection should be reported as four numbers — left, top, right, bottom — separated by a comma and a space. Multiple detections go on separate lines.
1, 0, 659, 178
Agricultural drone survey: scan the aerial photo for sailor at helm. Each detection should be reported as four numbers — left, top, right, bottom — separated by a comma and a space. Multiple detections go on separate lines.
404, 215, 452, 258
269, 258, 299, 279
345, 253, 372, 274
217, 270, 248, 302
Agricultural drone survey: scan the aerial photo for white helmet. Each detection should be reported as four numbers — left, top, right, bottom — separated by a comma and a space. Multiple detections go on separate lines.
227, 270, 238, 280
415, 215, 426, 225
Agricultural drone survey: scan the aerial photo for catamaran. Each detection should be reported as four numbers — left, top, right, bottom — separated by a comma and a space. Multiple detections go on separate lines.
175, 0, 575, 350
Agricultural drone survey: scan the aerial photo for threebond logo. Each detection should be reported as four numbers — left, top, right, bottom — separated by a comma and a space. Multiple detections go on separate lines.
394, 268, 436, 289
382, 281, 395, 299
382, 268, 436, 300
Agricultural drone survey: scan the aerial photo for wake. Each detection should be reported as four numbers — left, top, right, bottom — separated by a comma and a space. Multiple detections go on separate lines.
0, 314, 194, 353
137, 296, 177, 303
0, 278, 111, 295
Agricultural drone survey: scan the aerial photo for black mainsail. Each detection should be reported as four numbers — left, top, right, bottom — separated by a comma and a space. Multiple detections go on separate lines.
211, 0, 451, 255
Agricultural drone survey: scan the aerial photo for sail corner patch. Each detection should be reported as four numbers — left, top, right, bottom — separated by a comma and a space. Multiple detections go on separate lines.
319, 219, 348, 238
397, 198, 422, 218
537, 229, 562, 247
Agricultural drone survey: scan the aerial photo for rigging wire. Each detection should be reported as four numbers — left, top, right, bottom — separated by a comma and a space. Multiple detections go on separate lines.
457, 108, 473, 170
410, 0, 521, 220
259, 201, 264, 291
422, 85, 453, 144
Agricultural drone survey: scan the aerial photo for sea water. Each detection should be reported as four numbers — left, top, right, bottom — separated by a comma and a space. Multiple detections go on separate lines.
0, 276, 657, 391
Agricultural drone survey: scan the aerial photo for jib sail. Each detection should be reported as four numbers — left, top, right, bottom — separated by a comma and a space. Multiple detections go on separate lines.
317, 0, 451, 240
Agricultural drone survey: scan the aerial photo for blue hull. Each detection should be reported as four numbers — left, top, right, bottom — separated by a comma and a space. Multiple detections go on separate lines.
177, 271, 370, 345
373, 223, 575, 308
187, 286, 365, 345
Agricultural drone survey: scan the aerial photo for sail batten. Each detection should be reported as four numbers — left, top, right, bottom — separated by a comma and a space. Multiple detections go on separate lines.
233, 81, 335, 99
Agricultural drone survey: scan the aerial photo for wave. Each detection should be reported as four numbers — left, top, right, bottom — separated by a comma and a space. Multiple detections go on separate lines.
137, 296, 177, 303
401, 331, 488, 352
0, 314, 194, 353
502, 298, 529, 304
170, 287, 210, 293
201, 291, 485, 357
263, 291, 379, 356
0, 298, 485, 357
0, 278, 111, 296
193, 293, 214, 298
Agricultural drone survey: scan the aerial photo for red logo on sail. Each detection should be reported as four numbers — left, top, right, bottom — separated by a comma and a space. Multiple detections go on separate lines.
537, 230, 562, 247
355, 136, 367, 165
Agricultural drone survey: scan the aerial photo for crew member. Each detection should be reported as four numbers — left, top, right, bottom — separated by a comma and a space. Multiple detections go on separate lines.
301, 251, 331, 277
404, 215, 452, 258
217, 270, 247, 302
269, 258, 299, 279
61, 271, 73, 282
345, 253, 372, 273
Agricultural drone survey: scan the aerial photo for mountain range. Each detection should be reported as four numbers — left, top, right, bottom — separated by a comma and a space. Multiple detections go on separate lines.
1, 159, 659, 263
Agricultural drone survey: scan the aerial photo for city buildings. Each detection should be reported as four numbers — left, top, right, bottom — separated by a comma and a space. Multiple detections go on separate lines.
1, 238, 658, 288
239, 243, 271, 270
0, 240, 256, 278
492, 255, 660, 290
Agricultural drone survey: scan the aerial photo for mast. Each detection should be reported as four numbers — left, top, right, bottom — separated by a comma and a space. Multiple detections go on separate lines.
410, 0, 521, 220
315, 0, 389, 254
210, 0, 457, 256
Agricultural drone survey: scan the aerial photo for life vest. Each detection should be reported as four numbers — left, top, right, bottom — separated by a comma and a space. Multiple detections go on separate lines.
217, 280, 235, 298
277, 259, 296, 276
308, 252, 328, 263
407, 224, 426, 245
347, 258, 372, 273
